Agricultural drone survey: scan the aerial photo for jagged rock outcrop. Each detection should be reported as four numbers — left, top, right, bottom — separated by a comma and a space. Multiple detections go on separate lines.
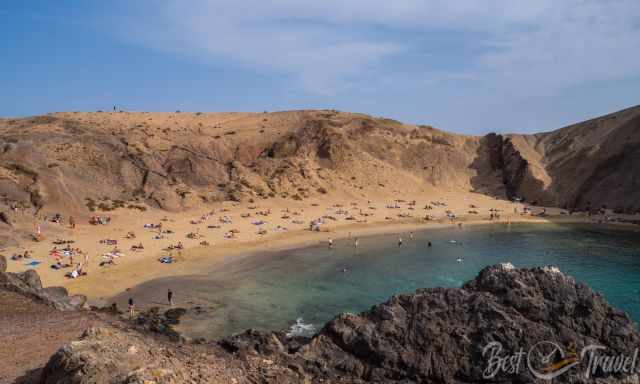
471, 133, 547, 202
41, 265, 640, 383
133, 307, 187, 342
0, 268, 86, 311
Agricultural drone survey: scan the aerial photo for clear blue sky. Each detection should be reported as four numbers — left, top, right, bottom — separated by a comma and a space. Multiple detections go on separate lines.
2, 1, 639, 134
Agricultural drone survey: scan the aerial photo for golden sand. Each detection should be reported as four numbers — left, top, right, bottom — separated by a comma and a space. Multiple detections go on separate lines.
2, 191, 621, 302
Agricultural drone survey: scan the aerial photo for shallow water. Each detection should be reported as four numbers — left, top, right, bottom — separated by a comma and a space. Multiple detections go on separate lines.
115, 223, 640, 339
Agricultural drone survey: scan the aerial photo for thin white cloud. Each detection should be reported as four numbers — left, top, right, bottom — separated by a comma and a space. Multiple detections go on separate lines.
118, 0, 640, 97
477, 0, 640, 96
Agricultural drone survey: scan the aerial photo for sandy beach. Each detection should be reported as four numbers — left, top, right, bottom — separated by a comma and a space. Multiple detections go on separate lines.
3, 190, 626, 304
2, 109, 638, 306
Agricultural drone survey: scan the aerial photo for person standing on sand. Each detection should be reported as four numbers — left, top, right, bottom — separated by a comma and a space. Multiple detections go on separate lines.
168, 289, 174, 307
409, 232, 414, 240
128, 297, 135, 319
83, 253, 89, 274
328, 238, 333, 249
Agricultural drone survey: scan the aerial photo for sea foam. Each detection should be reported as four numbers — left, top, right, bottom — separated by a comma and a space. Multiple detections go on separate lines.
286, 317, 316, 338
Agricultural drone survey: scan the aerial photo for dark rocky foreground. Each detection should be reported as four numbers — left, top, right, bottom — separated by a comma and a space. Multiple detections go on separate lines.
0, 256, 99, 383
4, 261, 640, 383
218, 264, 640, 383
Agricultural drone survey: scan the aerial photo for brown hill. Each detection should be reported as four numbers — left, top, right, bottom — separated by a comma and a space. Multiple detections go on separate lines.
0, 106, 638, 222
0, 110, 480, 215
507, 105, 640, 212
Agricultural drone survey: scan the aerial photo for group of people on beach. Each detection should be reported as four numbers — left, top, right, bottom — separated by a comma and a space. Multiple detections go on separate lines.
328, 230, 435, 250
19, 197, 480, 276
7, 197, 549, 311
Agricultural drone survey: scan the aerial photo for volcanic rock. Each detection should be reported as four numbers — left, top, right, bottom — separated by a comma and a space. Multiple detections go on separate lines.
41, 265, 640, 383
0, 268, 85, 311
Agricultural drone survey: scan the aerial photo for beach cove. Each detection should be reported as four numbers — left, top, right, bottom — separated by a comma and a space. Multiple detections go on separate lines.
4, 191, 629, 301
109, 221, 640, 340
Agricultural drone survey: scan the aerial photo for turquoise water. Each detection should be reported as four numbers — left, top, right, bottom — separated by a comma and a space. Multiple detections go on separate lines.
116, 223, 640, 339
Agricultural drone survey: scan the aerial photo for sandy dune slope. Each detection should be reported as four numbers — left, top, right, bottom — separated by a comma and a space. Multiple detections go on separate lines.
2, 106, 637, 223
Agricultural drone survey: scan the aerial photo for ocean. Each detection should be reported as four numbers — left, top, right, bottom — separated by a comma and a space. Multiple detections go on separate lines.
113, 222, 640, 340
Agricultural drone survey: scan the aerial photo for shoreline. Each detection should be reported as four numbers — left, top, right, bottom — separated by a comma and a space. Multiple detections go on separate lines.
108, 216, 640, 342
4, 192, 638, 304
94, 214, 628, 305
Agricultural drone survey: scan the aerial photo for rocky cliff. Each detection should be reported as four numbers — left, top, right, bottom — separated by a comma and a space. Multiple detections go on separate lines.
39, 265, 640, 383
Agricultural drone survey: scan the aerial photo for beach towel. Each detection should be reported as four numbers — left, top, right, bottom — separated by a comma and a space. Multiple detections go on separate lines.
103, 252, 125, 258
25, 260, 41, 266
159, 256, 174, 264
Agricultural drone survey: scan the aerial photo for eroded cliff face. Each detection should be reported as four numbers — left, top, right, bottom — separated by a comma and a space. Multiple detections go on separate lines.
470, 133, 546, 202
39, 265, 640, 383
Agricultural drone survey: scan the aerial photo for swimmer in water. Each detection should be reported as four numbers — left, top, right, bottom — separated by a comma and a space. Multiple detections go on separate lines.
354, 238, 359, 248
398, 237, 403, 247
328, 238, 333, 248
409, 232, 414, 240
428, 241, 432, 247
